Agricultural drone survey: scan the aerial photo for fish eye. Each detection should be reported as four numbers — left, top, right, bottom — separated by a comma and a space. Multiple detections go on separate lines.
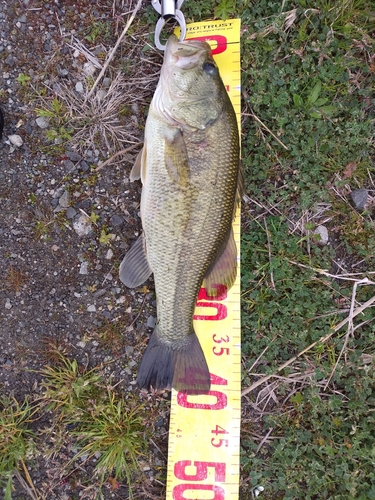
203, 62, 217, 76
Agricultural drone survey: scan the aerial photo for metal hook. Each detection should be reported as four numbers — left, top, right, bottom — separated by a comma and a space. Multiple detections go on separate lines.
152, 0, 186, 50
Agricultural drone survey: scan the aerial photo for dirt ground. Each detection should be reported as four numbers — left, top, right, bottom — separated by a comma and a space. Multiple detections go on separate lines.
0, 1, 174, 498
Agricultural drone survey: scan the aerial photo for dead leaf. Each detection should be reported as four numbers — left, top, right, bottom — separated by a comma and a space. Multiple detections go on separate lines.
343, 161, 357, 178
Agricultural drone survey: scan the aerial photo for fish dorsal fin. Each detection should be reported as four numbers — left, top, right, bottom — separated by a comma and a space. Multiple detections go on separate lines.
164, 130, 190, 187
203, 227, 238, 296
130, 146, 147, 182
119, 234, 152, 288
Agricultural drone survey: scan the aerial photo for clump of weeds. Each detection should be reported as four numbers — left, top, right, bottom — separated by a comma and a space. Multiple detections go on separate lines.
38, 352, 146, 497
0, 397, 38, 500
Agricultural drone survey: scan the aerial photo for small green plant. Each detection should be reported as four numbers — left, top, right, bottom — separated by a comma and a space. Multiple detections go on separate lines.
70, 391, 145, 494
293, 80, 337, 118
0, 397, 36, 500
40, 354, 102, 416
36, 97, 66, 120
99, 228, 113, 245
85, 21, 111, 43
89, 211, 100, 224
214, 0, 236, 20
40, 354, 146, 496
16, 73, 30, 86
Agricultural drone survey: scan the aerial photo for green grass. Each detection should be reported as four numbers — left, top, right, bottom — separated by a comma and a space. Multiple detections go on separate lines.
39, 353, 146, 496
0, 353, 147, 499
0, 397, 37, 500
237, 0, 375, 498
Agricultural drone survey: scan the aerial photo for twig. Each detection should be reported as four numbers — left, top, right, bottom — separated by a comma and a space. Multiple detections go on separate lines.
241, 293, 375, 396
86, 0, 144, 101
243, 112, 288, 150
95, 143, 141, 172
256, 427, 274, 453
247, 337, 276, 372
288, 260, 375, 283
324, 279, 372, 389
14, 463, 39, 500
263, 218, 276, 291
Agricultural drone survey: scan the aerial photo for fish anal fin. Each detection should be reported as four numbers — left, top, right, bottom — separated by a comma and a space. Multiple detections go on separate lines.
204, 227, 238, 296
164, 130, 190, 187
137, 328, 210, 395
119, 234, 152, 288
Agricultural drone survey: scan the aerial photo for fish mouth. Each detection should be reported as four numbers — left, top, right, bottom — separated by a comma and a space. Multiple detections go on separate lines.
165, 34, 211, 70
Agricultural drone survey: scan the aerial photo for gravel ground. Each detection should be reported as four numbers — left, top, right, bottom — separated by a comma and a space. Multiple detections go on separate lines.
0, 1, 170, 498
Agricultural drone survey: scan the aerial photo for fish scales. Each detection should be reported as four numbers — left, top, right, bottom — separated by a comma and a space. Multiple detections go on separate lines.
119, 35, 240, 394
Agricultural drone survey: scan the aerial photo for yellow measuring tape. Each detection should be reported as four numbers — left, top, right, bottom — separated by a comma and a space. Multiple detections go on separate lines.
167, 19, 241, 500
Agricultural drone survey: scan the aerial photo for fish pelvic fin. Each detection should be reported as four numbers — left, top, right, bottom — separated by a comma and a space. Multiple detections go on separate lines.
119, 234, 152, 288
137, 328, 210, 395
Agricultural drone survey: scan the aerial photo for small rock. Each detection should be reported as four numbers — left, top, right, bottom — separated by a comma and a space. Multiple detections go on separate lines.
87, 304, 96, 312
125, 346, 134, 356
105, 248, 113, 260
75, 81, 84, 93
72, 214, 93, 236
110, 214, 123, 227
8, 134, 23, 147
83, 62, 96, 76
62, 159, 75, 174
5, 299, 12, 310
66, 151, 81, 162
66, 207, 77, 219
314, 225, 329, 245
36, 117, 49, 129
79, 261, 88, 274
59, 190, 70, 208
93, 289, 106, 298
350, 189, 368, 210
147, 316, 156, 329
77, 341, 86, 348
102, 77, 111, 87
80, 160, 90, 172
97, 89, 106, 101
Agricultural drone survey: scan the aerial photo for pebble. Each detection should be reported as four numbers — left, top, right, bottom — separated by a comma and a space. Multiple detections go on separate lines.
66, 207, 77, 219
314, 225, 329, 245
102, 77, 111, 87
83, 61, 96, 76
110, 214, 123, 227
77, 341, 86, 348
36, 117, 49, 129
79, 261, 88, 274
350, 189, 368, 210
97, 89, 106, 101
5, 299, 12, 310
8, 134, 23, 147
72, 214, 93, 236
105, 248, 113, 260
66, 151, 81, 162
75, 81, 84, 93
87, 304, 96, 312
80, 160, 90, 173
147, 316, 156, 329
59, 190, 70, 208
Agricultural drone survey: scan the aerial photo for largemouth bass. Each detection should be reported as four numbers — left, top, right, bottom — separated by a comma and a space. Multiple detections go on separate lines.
120, 34, 240, 394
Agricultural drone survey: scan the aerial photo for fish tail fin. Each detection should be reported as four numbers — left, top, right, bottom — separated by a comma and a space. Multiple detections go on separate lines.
137, 328, 210, 395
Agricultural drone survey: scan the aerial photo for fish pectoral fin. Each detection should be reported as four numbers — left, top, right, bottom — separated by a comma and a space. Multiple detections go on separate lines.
203, 227, 238, 296
164, 130, 190, 187
130, 146, 146, 182
119, 234, 152, 288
